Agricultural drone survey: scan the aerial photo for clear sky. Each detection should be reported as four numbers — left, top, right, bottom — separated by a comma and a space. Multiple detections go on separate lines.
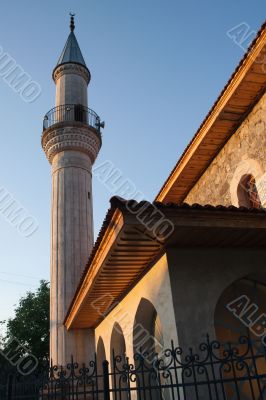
0, 0, 264, 323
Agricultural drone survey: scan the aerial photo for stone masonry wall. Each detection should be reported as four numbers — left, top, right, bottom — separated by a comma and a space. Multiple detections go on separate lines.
185, 92, 266, 206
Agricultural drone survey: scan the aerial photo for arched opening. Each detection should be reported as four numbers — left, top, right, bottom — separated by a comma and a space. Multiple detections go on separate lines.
110, 323, 128, 399
110, 323, 126, 359
133, 298, 166, 400
97, 336, 106, 373
133, 298, 164, 355
214, 274, 266, 398
237, 174, 261, 208
96, 337, 106, 400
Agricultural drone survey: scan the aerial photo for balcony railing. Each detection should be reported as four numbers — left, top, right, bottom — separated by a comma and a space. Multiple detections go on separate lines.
43, 104, 104, 132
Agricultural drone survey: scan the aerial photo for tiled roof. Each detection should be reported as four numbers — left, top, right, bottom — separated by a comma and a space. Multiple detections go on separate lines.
87, 195, 266, 275
156, 20, 266, 202
65, 196, 266, 325
80, 195, 266, 286
112, 196, 266, 213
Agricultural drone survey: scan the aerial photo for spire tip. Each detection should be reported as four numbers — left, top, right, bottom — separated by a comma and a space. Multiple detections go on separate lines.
69, 12, 75, 32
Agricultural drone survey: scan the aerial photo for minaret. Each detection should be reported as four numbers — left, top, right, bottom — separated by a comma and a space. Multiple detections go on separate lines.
42, 15, 103, 365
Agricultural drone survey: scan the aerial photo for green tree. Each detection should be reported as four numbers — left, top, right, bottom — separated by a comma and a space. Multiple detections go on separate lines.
0, 322, 8, 368
3, 280, 49, 361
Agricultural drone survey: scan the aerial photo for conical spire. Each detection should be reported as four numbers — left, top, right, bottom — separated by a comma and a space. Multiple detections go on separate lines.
55, 14, 88, 70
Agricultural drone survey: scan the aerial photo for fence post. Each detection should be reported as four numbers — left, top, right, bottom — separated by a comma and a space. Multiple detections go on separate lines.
103, 360, 110, 400
6, 375, 13, 400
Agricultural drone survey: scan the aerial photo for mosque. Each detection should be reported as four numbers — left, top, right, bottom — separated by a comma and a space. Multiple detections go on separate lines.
41, 16, 266, 393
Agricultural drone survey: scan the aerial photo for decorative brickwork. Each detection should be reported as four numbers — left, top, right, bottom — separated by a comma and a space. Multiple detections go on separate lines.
42, 125, 101, 164
53, 63, 90, 83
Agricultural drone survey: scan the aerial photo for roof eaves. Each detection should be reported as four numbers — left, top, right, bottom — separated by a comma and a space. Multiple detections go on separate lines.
64, 196, 266, 326
156, 20, 266, 202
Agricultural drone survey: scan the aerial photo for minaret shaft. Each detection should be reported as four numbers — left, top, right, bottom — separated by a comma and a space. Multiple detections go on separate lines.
55, 72, 88, 107
50, 151, 94, 365
42, 18, 102, 365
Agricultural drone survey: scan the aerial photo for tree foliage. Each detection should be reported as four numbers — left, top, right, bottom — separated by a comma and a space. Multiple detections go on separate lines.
3, 280, 49, 361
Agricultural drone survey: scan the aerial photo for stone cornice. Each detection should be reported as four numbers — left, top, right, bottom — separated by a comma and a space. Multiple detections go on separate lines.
53, 63, 91, 84
42, 124, 101, 164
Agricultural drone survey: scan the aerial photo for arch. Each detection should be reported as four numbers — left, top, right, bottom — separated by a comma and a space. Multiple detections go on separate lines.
214, 273, 266, 398
110, 323, 127, 398
96, 337, 106, 400
133, 298, 166, 400
237, 174, 261, 208
230, 159, 263, 206
110, 322, 126, 359
215, 273, 266, 343
96, 336, 106, 373
133, 297, 164, 355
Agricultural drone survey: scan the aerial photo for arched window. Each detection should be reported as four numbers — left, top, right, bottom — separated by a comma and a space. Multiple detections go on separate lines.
237, 174, 261, 209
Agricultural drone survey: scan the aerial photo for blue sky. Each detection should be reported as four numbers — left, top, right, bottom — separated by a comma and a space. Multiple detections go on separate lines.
0, 0, 264, 323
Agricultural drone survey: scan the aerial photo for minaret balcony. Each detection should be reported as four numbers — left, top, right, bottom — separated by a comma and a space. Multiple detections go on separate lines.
43, 104, 104, 133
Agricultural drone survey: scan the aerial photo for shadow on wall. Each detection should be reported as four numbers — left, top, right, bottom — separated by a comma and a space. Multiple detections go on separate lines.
96, 336, 106, 400
214, 273, 266, 399
110, 322, 127, 399
133, 298, 168, 400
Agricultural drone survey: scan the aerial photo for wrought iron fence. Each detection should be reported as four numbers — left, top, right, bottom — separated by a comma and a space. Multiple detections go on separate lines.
2, 334, 266, 399
43, 104, 102, 131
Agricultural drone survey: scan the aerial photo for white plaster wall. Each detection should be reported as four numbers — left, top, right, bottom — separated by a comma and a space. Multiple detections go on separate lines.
95, 254, 178, 364
167, 247, 266, 351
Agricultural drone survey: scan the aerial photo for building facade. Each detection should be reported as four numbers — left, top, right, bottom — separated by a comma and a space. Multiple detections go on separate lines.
42, 18, 266, 398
